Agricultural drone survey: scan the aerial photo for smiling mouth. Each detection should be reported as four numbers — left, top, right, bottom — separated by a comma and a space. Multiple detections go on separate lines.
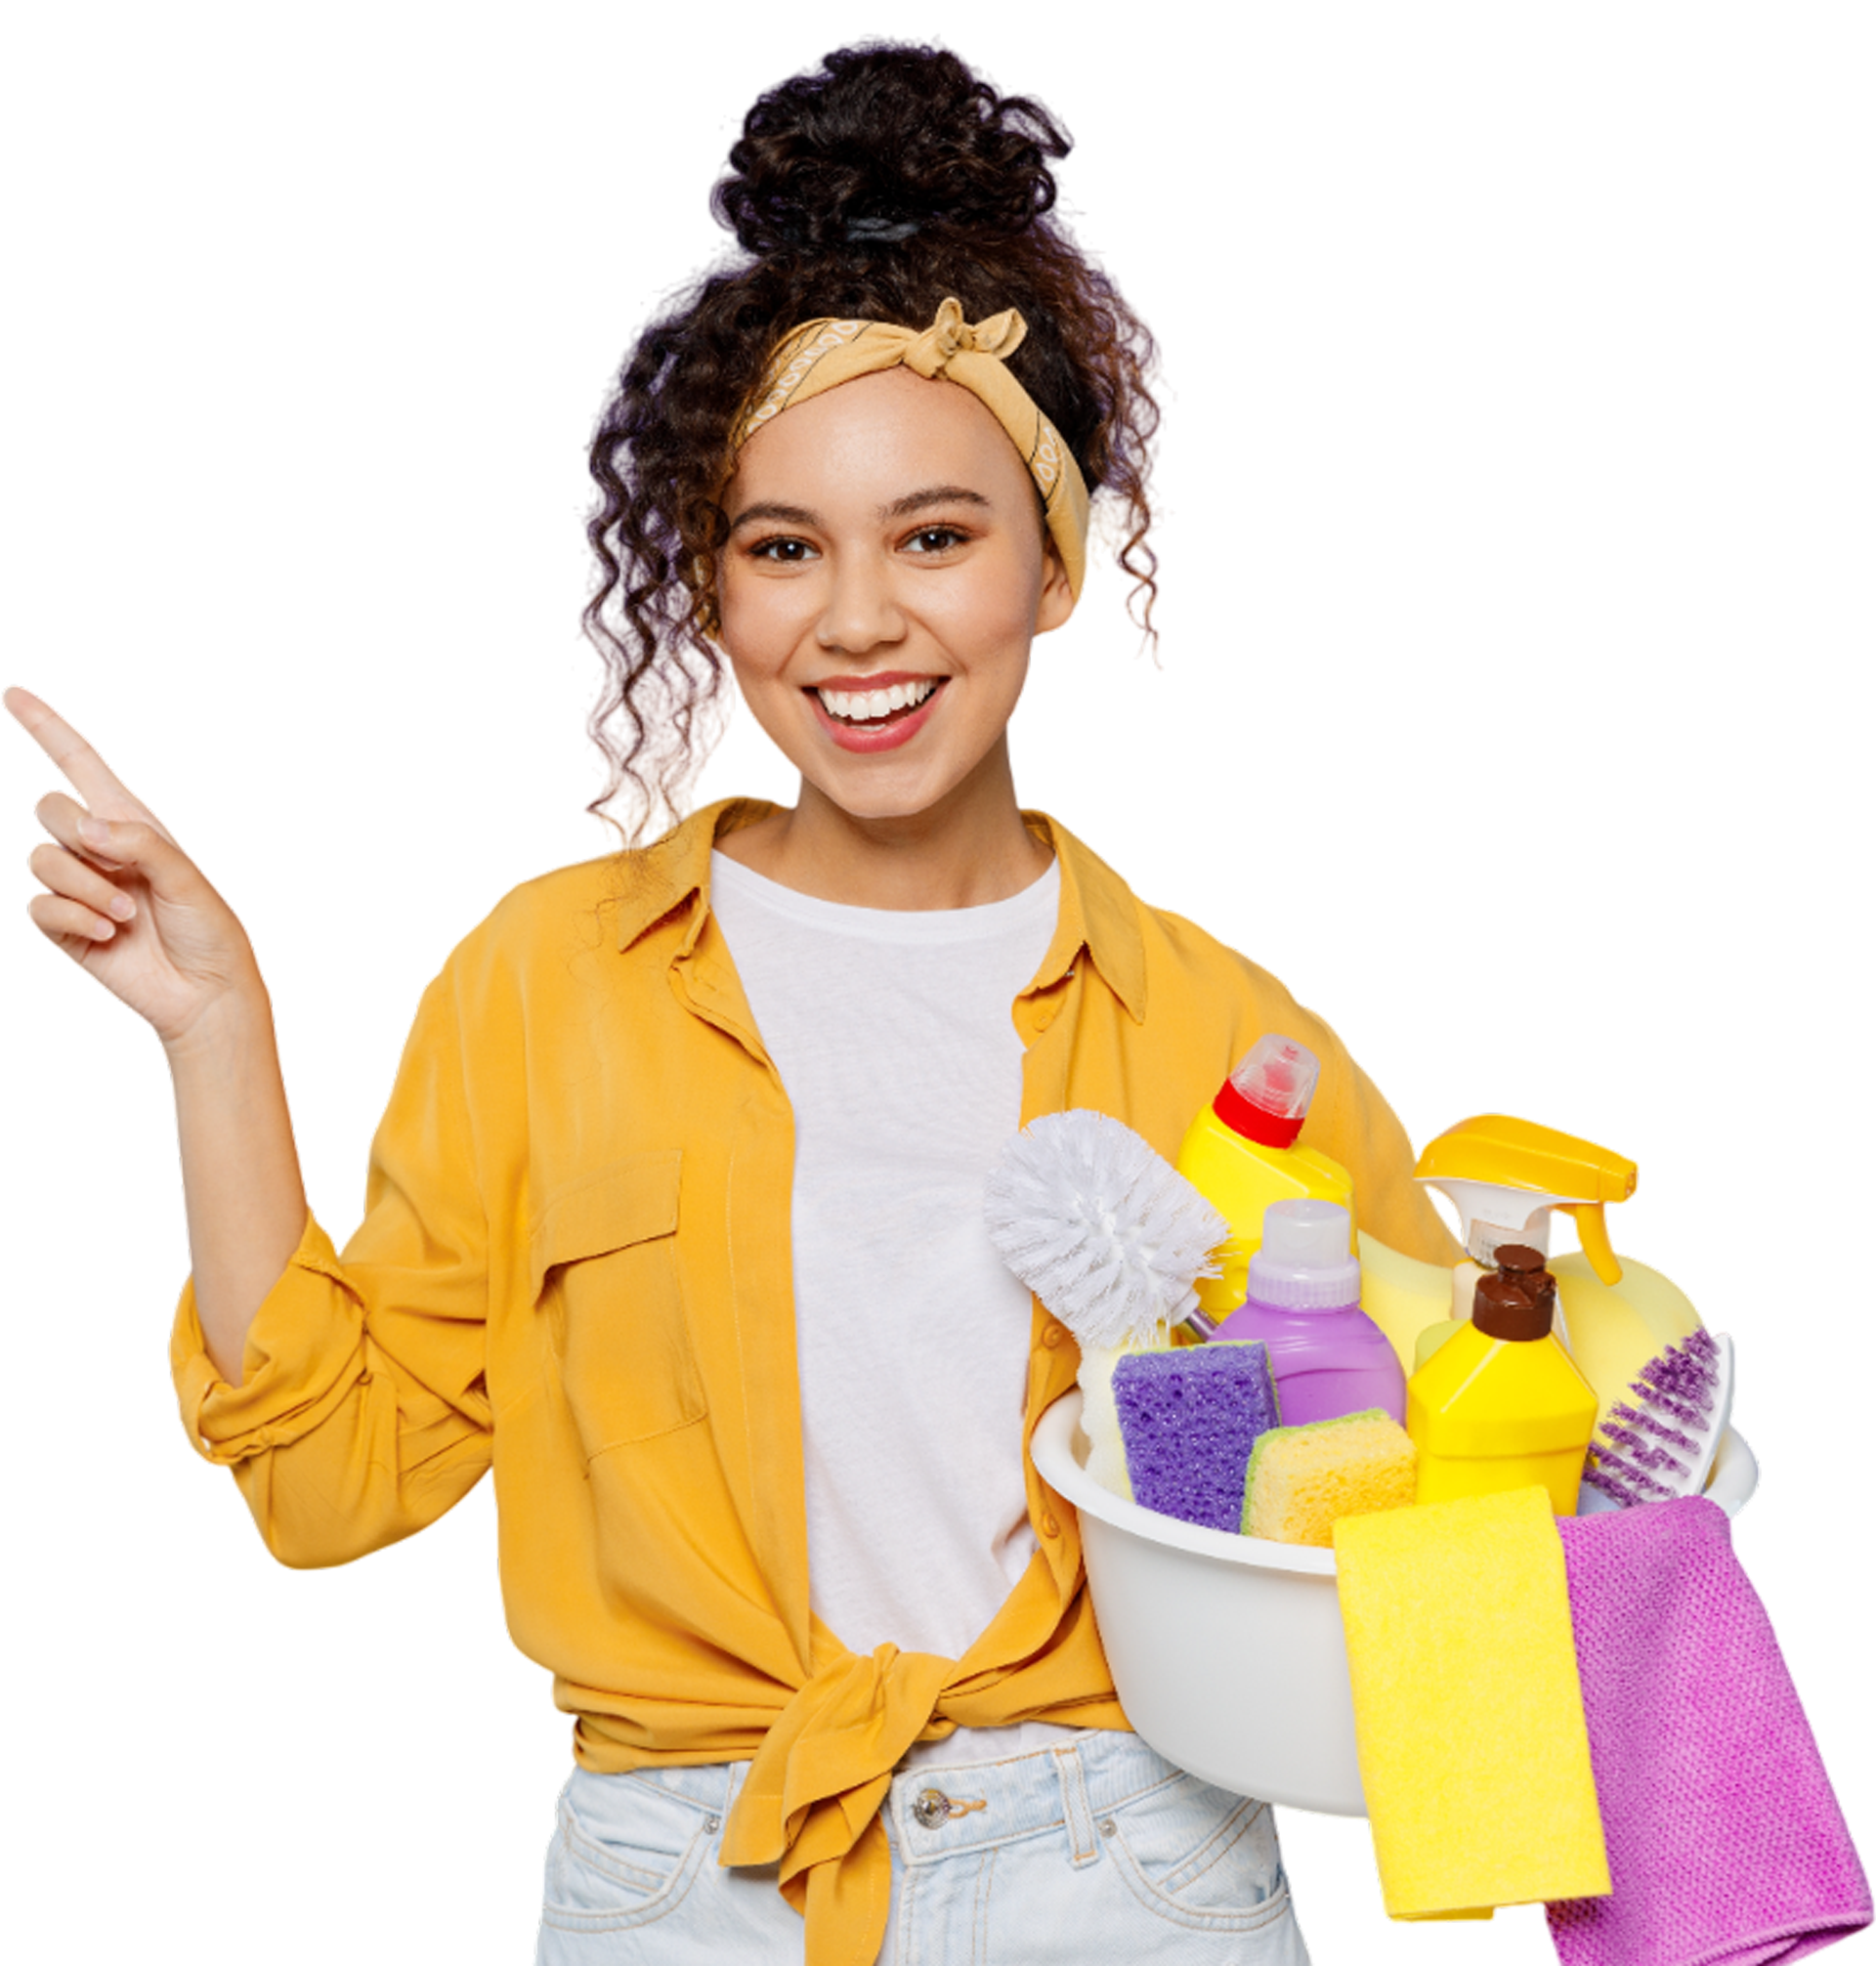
812, 678, 944, 729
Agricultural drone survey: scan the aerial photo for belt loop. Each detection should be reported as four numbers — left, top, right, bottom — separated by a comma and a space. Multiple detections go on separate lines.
1052, 1744, 1101, 1869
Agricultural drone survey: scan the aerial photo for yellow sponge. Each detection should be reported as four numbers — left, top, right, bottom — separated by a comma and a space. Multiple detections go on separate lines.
1240, 1409, 1417, 1546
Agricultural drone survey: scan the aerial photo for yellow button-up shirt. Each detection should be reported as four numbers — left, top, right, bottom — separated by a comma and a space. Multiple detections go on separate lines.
172, 798, 1457, 1966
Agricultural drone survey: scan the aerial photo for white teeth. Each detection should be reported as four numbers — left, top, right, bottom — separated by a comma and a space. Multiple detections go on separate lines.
816, 679, 939, 722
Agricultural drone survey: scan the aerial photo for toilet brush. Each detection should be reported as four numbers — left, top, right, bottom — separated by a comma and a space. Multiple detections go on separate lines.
984, 1109, 1229, 1350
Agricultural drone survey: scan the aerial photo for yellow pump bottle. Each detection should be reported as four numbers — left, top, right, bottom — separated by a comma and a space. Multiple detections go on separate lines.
1175, 1037, 1353, 1318
1407, 1247, 1599, 1515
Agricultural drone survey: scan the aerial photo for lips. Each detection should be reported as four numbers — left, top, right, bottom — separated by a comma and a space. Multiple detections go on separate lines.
806, 668, 952, 743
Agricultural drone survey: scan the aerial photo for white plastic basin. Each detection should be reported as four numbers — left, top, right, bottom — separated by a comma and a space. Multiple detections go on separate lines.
1030, 1388, 1758, 1816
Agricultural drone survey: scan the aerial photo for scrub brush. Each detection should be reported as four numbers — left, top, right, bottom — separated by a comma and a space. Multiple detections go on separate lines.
1580, 1327, 1734, 1511
984, 1110, 1229, 1349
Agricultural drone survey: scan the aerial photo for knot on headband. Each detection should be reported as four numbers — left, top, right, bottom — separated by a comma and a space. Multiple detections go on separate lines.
727, 297, 1089, 600
902, 296, 1027, 377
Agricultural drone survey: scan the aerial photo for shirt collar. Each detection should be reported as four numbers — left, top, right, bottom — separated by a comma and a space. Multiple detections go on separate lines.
612, 797, 1146, 1022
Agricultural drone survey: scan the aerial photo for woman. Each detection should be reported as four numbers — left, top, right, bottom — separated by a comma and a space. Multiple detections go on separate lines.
11, 43, 1456, 1965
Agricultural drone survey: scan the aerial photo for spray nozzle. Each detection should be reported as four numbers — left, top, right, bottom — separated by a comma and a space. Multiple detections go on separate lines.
1414, 1115, 1638, 1286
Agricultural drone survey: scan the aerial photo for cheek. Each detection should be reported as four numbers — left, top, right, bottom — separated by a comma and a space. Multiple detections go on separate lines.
716, 576, 797, 681
925, 554, 1045, 661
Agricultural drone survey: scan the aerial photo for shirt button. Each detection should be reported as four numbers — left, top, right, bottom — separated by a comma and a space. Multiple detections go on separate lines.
1041, 1511, 1061, 1538
1042, 1322, 1064, 1349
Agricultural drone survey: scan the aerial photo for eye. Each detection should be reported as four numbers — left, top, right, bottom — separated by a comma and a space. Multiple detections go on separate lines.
746, 534, 818, 564
904, 523, 963, 554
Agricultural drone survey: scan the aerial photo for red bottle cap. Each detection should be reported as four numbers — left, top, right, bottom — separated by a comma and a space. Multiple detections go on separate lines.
1214, 1079, 1302, 1146
1211, 1036, 1320, 1149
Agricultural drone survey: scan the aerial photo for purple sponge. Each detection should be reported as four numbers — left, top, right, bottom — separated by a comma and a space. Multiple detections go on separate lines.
1113, 1342, 1281, 1533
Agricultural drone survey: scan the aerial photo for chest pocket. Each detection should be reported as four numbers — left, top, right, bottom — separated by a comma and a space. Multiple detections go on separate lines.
530, 1150, 706, 1456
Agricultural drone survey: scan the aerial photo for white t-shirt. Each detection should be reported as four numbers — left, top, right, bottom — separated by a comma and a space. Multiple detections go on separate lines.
708, 849, 1079, 1766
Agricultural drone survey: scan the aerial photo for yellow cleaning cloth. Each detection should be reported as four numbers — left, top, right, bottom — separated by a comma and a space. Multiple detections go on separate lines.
1333, 1486, 1610, 1920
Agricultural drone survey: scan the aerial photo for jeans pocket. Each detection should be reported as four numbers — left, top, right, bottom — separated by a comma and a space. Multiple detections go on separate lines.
540, 1769, 714, 1934
1104, 1774, 1292, 1931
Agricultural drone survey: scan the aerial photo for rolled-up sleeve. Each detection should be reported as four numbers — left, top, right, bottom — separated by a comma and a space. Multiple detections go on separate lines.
168, 963, 493, 1568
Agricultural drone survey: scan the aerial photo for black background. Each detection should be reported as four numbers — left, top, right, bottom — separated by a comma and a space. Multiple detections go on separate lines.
11, 34, 1855, 1966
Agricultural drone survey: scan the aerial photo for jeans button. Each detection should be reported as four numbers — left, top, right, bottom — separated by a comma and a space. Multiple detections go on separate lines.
913, 1788, 952, 1830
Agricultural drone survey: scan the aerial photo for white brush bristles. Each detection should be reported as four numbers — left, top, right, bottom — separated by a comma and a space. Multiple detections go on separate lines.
984, 1110, 1229, 1351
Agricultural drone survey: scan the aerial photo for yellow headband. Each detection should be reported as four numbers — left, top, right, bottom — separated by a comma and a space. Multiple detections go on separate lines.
729, 297, 1091, 599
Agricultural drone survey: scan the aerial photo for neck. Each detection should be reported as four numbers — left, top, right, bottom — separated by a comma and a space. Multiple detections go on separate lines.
716, 741, 1051, 910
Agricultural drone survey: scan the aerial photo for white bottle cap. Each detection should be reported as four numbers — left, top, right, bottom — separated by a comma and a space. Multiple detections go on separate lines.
1244, 1199, 1363, 1310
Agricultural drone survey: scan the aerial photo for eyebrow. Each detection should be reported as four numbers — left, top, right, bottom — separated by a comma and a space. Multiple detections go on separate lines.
727, 485, 994, 534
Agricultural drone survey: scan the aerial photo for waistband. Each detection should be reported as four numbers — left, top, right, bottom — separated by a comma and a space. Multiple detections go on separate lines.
580, 1729, 1191, 1868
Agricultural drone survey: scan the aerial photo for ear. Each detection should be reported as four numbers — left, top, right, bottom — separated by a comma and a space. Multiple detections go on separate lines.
1033, 537, 1077, 635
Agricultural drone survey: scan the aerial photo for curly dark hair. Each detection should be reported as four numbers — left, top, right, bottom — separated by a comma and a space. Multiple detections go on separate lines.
584, 42, 1161, 839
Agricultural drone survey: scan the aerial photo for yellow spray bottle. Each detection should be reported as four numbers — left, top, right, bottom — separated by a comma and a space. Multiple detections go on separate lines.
1175, 1036, 1353, 1321
1409, 1115, 1629, 1363
1399, 1116, 1698, 1454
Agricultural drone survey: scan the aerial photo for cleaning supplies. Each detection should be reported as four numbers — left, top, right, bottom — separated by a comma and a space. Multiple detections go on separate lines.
1418, 1114, 1641, 1357
1581, 1328, 1734, 1510
1175, 1036, 1354, 1320
984, 1110, 1229, 1348
1415, 1257, 1716, 1460
1548, 1499, 1871, 1965
1334, 1486, 1611, 1919
1417, 1114, 1638, 1284
1215, 1200, 1406, 1424
1112, 1342, 1282, 1533
1241, 1408, 1417, 1546
1413, 1115, 1711, 1423
983, 1110, 1231, 1499
1406, 1245, 1599, 1515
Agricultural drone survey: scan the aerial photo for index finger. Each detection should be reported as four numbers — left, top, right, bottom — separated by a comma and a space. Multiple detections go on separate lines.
5, 687, 163, 828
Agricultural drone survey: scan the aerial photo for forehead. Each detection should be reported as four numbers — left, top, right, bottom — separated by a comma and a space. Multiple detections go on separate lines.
727, 367, 1034, 514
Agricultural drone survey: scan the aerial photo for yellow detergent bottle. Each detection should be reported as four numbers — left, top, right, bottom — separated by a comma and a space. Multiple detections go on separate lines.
1175, 1036, 1353, 1320
1407, 1246, 1599, 1515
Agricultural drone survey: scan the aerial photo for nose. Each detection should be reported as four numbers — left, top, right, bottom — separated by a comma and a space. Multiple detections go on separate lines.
815, 549, 907, 655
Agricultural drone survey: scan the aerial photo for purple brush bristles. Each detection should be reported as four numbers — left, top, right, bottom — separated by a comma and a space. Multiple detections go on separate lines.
1584, 1328, 1730, 1510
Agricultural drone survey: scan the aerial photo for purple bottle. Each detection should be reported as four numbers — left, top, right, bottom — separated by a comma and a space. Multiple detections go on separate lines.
1212, 1199, 1405, 1426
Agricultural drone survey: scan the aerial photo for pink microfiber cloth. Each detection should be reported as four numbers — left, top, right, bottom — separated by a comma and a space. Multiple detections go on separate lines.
1548, 1497, 1871, 1965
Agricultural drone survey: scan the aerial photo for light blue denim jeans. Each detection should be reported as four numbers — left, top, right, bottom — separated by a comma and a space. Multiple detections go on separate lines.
537, 1730, 1310, 1963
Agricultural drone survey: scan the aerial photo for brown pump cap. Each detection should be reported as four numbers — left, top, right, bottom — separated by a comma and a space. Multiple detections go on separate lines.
1472, 1244, 1557, 1342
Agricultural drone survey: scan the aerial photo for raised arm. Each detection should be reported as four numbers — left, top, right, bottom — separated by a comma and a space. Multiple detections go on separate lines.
8, 686, 306, 1383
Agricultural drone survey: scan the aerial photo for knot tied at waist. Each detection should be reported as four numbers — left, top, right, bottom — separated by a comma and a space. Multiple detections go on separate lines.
718, 1644, 958, 1966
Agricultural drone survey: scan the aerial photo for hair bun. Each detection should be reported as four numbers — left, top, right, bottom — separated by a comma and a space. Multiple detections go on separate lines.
713, 43, 1070, 258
